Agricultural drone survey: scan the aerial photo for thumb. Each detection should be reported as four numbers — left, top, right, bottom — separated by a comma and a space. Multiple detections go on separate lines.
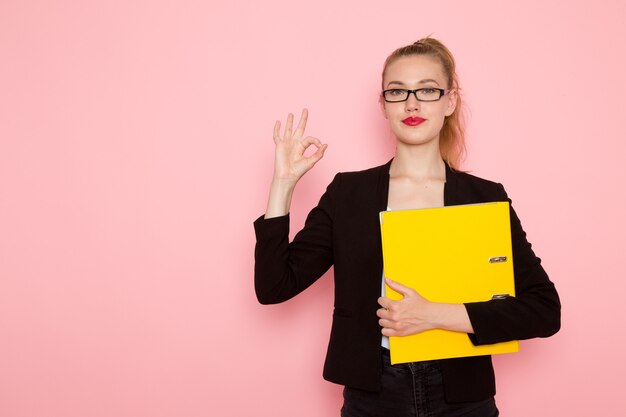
385, 277, 416, 298
309, 143, 328, 162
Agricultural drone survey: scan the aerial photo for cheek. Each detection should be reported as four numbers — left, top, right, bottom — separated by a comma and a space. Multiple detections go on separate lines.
385, 104, 406, 119
427, 103, 449, 120
380, 102, 392, 120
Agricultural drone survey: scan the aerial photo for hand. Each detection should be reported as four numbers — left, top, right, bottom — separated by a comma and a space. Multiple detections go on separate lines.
377, 278, 436, 337
272, 108, 327, 184
377, 278, 475, 336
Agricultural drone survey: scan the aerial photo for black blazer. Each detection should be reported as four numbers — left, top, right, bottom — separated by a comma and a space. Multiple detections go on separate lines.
254, 160, 560, 403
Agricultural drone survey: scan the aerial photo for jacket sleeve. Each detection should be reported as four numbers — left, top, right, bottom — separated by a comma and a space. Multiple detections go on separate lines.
464, 183, 561, 344
253, 174, 340, 304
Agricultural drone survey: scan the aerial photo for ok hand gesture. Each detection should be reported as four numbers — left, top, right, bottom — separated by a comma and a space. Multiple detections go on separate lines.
264, 109, 328, 218
272, 108, 327, 184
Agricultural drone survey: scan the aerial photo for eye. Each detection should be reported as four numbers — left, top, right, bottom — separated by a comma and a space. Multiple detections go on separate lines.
388, 89, 405, 96
420, 88, 436, 94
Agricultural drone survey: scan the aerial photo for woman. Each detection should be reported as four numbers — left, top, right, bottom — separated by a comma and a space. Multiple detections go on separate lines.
254, 38, 560, 416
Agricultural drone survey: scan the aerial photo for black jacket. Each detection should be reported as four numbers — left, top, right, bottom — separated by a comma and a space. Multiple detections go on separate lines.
254, 160, 560, 402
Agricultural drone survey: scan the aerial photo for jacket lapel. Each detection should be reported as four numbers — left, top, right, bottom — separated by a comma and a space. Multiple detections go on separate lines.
444, 164, 462, 206
376, 159, 393, 212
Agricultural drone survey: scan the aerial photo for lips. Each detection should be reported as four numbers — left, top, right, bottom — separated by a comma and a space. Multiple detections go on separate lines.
402, 116, 426, 126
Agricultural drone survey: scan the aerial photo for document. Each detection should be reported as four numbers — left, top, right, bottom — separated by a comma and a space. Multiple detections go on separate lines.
379, 202, 519, 364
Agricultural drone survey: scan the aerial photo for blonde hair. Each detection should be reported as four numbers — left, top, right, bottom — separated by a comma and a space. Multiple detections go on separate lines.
382, 37, 466, 170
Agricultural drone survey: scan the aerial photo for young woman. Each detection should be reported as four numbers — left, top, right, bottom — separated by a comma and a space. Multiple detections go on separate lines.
254, 38, 560, 417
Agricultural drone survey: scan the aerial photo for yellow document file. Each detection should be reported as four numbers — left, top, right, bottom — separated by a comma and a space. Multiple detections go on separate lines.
379, 202, 519, 364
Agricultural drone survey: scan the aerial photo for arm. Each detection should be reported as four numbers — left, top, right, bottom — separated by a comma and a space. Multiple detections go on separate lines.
464, 184, 561, 344
377, 184, 561, 342
254, 175, 339, 304
254, 109, 331, 304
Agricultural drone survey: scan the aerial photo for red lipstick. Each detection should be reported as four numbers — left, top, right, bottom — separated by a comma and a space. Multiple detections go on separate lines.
402, 116, 426, 126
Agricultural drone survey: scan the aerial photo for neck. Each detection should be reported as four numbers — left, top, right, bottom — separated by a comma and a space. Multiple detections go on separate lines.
390, 140, 446, 181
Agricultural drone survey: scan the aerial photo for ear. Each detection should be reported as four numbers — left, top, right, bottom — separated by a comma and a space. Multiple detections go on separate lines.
379, 95, 389, 119
444, 89, 458, 117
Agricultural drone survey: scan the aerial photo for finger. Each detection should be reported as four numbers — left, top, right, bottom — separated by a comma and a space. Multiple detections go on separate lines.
382, 327, 403, 337
377, 296, 391, 310
381, 327, 394, 336
385, 325, 425, 337
307, 143, 328, 163
376, 307, 390, 319
385, 277, 416, 298
300, 139, 327, 166
301, 138, 325, 156
284, 113, 294, 138
385, 320, 405, 332
273, 120, 281, 143
300, 136, 322, 148
293, 108, 308, 138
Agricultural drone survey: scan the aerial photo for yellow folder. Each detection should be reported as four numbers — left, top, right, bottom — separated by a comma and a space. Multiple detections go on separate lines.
379, 202, 519, 364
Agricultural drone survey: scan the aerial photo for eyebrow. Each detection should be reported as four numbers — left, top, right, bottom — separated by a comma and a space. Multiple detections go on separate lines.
386, 79, 441, 88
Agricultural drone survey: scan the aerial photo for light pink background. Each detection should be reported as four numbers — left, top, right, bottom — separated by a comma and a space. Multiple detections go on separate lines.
1, 1, 625, 416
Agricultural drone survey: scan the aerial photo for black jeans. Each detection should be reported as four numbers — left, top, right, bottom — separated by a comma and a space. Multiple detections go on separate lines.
341, 349, 499, 417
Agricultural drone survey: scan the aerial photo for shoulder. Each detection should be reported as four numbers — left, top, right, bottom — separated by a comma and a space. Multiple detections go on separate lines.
448, 168, 508, 202
454, 169, 502, 188
320, 161, 390, 205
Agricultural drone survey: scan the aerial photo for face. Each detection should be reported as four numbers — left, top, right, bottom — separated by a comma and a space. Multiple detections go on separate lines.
380, 55, 457, 147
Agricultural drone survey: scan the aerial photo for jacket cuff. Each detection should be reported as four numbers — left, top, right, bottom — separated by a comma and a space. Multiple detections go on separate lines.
253, 213, 290, 240
464, 301, 499, 345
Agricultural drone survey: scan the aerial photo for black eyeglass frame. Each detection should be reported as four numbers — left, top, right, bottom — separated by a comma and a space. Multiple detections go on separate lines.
382, 88, 448, 103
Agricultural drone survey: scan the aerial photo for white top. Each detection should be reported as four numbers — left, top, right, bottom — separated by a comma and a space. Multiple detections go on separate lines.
381, 207, 391, 349
381, 271, 390, 348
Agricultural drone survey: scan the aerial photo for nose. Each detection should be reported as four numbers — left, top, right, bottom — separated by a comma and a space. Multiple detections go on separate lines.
404, 91, 420, 112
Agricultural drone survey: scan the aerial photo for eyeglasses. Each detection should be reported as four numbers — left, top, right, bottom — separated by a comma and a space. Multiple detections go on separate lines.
382, 88, 447, 103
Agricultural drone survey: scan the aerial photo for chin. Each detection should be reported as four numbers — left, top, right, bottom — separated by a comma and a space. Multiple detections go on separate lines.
395, 134, 439, 147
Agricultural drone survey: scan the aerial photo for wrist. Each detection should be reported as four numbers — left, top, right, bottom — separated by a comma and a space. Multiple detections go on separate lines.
265, 179, 297, 219
270, 176, 298, 189
426, 302, 447, 330
428, 302, 474, 334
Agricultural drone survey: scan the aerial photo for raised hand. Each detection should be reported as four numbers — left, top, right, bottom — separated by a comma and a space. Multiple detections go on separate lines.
272, 108, 327, 184
264, 109, 328, 219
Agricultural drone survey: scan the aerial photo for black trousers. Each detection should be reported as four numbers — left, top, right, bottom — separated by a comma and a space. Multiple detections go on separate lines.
341, 349, 499, 417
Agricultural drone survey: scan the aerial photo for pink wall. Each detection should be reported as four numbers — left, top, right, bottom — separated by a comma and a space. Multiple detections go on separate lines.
1, 0, 625, 416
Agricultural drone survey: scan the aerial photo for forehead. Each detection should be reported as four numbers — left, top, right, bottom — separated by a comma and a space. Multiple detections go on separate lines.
383, 55, 446, 87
